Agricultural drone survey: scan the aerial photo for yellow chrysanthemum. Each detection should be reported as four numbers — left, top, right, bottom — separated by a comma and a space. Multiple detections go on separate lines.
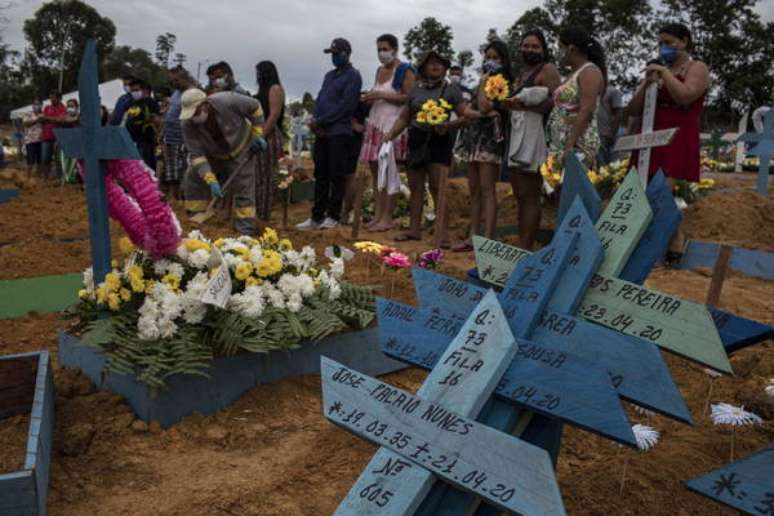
416, 111, 428, 124
107, 292, 121, 311
161, 273, 181, 291
184, 239, 211, 252
119, 288, 132, 303
256, 251, 282, 278
118, 237, 136, 255
484, 74, 510, 101
78, 289, 89, 300
235, 261, 253, 281
104, 272, 122, 292
354, 241, 384, 254
214, 238, 226, 248
279, 239, 293, 251
232, 246, 251, 259
261, 227, 279, 245
422, 99, 438, 111
245, 276, 262, 287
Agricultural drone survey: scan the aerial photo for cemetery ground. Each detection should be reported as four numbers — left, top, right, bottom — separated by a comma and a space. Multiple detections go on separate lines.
0, 160, 772, 515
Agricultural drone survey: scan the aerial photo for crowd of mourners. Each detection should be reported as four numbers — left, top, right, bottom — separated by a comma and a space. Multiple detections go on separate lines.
17, 22, 719, 259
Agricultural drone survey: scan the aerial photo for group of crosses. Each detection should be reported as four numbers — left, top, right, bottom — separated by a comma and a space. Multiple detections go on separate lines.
322, 155, 771, 514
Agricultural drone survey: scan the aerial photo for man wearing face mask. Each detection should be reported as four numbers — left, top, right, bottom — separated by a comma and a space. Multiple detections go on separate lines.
110, 75, 136, 126
207, 61, 250, 96
180, 88, 267, 236
125, 78, 161, 170
297, 38, 362, 230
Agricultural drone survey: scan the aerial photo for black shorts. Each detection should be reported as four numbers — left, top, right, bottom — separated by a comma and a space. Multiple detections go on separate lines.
25, 142, 42, 165
347, 134, 363, 175
408, 127, 453, 168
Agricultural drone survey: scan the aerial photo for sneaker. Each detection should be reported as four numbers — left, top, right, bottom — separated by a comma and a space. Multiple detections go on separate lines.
318, 217, 339, 229
295, 218, 320, 231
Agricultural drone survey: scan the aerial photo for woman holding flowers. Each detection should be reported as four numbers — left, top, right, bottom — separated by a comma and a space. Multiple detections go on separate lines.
628, 23, 709, 265
384, 50, 471, 245
360, 34, 415, 232
546, 27, 605, 168
501, 30, 561, 250
452, 40, 514, 252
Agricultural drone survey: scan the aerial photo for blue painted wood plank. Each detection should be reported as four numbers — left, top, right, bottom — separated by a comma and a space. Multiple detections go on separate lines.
0, 189, 18, 204
0, 471, 37, 514
710, 307, 774, 355
59, 328, 406, 428
686, 445, 774, 514
678, 240, 774, 281
378, 298, 636, 446
337, 292, 523, 515
620, 170, 682, 284
412, 268, 692, 423
322, 357, 566, 516
557, 153, 602, 225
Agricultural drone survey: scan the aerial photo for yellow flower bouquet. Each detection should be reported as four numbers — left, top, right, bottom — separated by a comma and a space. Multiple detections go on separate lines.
416, 98, 451, 126
484, 74, 510, 102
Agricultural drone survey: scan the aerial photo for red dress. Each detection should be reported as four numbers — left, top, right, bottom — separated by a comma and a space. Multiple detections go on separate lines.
631, 74, 705, 181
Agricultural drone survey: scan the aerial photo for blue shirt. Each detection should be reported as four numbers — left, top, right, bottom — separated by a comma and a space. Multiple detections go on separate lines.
110, 92, 134, 126
164, 90, 184, 144
313, 65, 362, 137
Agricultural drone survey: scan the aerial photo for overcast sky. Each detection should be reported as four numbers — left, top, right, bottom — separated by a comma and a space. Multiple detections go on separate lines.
3, 0, 773, 99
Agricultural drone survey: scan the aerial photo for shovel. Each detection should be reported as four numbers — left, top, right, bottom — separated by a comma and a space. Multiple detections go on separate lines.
189, 155, 253, 225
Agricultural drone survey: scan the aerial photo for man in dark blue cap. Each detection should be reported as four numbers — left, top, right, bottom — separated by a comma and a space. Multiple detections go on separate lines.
296, 37, 363, 230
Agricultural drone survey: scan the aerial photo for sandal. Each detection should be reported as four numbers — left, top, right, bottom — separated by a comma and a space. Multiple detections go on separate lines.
452, 241, 474, 253
394, 232, 421, 242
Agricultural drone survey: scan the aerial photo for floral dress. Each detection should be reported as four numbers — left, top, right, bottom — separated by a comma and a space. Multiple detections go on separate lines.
547, 62, 601, 166
454, 80, 505, 165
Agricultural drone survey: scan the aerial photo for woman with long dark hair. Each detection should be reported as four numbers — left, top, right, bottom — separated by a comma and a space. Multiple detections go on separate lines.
628, 23, 709, 264
503, 29, 561, 250
255, 60, 286, 223
547, 27, 605, 168
452, 40, 513, 251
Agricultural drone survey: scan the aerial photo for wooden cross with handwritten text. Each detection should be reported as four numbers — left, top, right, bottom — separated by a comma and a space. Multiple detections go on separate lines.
737, 108, 774, 197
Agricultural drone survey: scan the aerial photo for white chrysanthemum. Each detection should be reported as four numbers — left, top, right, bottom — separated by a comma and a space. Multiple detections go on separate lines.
179, 271, 209, 324
249, 247, 264, 265
83, 267, 95, 293
224, 240, 249, 254
704, 368, 723, 379
710, 403, 763, 426
228, 285, 265, 318
297, 274, 315, 297
188, 249, 211, 269
330, 258, 345, 279
299, 246, 316, 269
186, 229, 208, 242
766, 379, 774, 398
138, 297, 161, 340
324, 245, 354, 262
632, 424, 660, 451
286, 293, 303, 313
137, 283, 183, 340
223, 252, 243, 270
153, 259, 173, 276
263, 284, 286, 309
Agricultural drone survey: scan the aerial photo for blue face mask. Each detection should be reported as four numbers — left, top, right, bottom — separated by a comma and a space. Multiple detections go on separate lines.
483, 59, 502, 73
659, 44, 678, 65
332, 53, 348, 68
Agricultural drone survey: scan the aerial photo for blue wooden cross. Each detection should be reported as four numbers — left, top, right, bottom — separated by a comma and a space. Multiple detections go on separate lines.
686, 445, 774, 514
737, 108, 774, 197
556, 152, 602, 225
53, 39, 140, 286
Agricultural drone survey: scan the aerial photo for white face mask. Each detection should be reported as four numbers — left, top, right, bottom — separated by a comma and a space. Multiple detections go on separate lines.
131, 91, 143, 101
377, 50, 396, 65
449, 75, 462, 85
214, 77, 227, 88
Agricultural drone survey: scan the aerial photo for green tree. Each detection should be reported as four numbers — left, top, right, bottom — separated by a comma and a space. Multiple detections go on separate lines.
403, 17, 454, 62
173, 53, 187, 66
456, 49, 474, 69
301, 91, 315, 113
155, 32, 176, 68
23, 0, 116, 93
478, 28, 502, 56
660, 0, 774, 114
102, 45, 168, 87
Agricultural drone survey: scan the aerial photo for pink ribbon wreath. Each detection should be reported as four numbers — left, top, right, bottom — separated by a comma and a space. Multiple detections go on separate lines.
82, 160, 181, 258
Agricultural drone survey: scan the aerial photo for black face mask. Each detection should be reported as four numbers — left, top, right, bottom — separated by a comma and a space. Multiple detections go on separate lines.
521, 51, 544, 65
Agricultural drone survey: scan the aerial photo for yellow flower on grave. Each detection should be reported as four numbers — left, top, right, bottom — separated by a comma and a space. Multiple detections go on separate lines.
279, 239, 293, 251
105, 272, 122, 292
184, 239, 211, 252
416, 111, 428, 124
214, 238, 226, 248
354, 241, 384, 254
261, 227, 279, 246
245, 276, 262, 287
232, 246, 251, 260
107, 292, 121, 311
78, 289, 89, 300
161, 273, 181, 291
145, 280, 156, 295
118, 237, 136, 255
256, 250, 282, 277
95, 286, 108, 305
235, 262, 253, 281
111, 259, 119, 269
119, 288, 132, 303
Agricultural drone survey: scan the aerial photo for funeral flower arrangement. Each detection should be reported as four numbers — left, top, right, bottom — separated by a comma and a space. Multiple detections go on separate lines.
66, 228, 375, 389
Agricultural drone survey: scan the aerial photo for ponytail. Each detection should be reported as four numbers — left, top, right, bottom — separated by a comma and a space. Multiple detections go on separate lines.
559, 27, 607, 86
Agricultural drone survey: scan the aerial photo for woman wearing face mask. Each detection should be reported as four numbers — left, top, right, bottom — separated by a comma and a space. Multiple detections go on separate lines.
60, 99, 81, 183
254, 60, 287, 224
452, 40, 513, 252
22, 98, 44, 178
547, 27, 606, 168
628, 23, 709, 265
384, 50, 473, 245
501, 30, 561, 250
359, 33, 415, 232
